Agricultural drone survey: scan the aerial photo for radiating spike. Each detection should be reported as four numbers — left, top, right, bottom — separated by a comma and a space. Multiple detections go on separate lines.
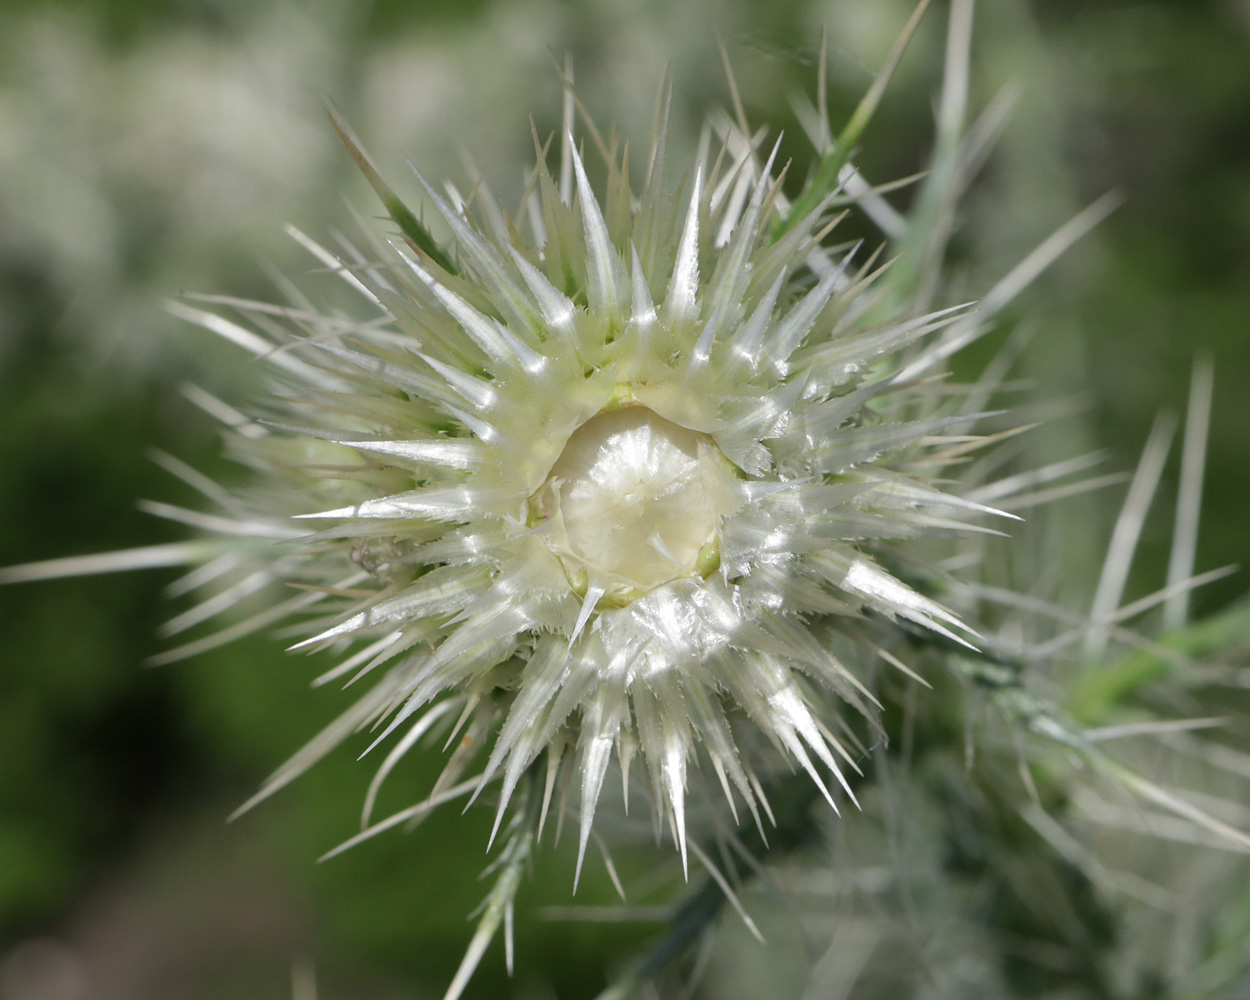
149, 449, 237, 511
769, 684, 859, 809
181, 383, 267, 437
571, 584, 606, 644
334, 437, 484, 471
683, 681, 758, 825
1031, 566, 1237, 663
288, 565, 491, 650
150, 571, 367, 667
1165, 356, 1214, 630
824, 554, 977, 645
618, 724, 636, 815
320, 776, 484, 863
574, 684, 626, 890
689, 838, 765, 943
663, 164, 703, 326
312, 630, 405, 689
417, 352, 497, 409
0, 541, 220, 586
165, 552, 242, 599
645, 77, 673, 187
166, 301, 336, 388
762, 249, 857, 371
575, 732, 614, 892
160, 568, 274, 637
411, 169, 541, 336
781, 724, 839, 814
507, 247, 581, 355
285, 224, 383, 308
1084, 415, 1176, 663
442, 404, 508, 447
396, 245, 548, 375
295, 488, 471, 522
570, 141, 625, 319
898, 192, 1121, 383
361, 699, 459, 827
137, 501, 297, 540
729, 271, 785, 365
664, 736, 689, 878
558, 56, 575, 205
679, 306, 721, 388
537, 738, 565, 841
623, 244, 657, 375
231, 670, 400, 820
708, 137, 783, 307
477, 640, 570, 844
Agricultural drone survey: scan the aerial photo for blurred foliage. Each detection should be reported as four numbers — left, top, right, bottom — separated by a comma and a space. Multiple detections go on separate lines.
1, 0, 1249, 997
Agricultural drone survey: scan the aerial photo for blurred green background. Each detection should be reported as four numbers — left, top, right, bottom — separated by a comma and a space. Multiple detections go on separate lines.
1, 0, 1248, 997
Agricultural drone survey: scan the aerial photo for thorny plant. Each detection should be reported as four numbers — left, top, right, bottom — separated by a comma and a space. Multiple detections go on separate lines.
4, 2, 1249, 997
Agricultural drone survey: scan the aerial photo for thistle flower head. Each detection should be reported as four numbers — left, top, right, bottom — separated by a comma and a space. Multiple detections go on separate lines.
0, 0, 1050, 913
155, 81, 1024, 888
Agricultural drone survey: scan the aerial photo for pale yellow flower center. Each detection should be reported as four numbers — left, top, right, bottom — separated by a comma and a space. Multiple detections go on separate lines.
534, 407, 729, 603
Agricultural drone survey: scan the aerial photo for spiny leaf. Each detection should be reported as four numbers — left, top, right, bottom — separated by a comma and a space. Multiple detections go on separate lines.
1069, 600, 1250, 726
772, 0, 934, 241
327, 102, 458, 275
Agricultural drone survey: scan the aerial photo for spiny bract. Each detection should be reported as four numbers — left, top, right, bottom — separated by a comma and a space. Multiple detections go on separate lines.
152, 97, 1017, 883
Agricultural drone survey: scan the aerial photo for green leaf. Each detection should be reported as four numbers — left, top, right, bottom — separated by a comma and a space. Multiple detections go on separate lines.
771, 0, 933, 242
1069, 600, 1250, 726
327, 103, 459, 275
